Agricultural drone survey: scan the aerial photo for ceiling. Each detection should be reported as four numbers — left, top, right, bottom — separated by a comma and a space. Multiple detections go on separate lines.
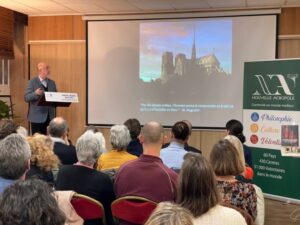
0, 0, 300, 16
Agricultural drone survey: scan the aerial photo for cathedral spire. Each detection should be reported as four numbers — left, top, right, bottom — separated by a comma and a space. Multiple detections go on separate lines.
191, 29, 196, 62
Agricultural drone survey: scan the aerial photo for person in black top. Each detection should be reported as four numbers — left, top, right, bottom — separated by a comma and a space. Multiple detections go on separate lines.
225, 119, 253, 168
124, 118, 143, 157
56, 130, 115, 225
48, 117, 78, 165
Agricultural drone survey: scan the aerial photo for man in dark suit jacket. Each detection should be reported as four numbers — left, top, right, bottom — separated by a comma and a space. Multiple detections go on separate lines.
48, 117, 78, 165
24, 62, 57, 135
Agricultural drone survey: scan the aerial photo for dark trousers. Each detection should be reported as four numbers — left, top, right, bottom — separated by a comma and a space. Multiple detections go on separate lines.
31, 114, 50, 135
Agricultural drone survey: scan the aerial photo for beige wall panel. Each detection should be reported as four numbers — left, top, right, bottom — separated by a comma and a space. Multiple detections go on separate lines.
73, 16, 86, 40
279, 8, 300, 35
278, 39, 300, 58
28, 16, 85, 41
200, 130, 225, 159
29, 43, 85, 142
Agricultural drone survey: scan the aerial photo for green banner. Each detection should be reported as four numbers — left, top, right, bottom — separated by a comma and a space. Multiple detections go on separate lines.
244, 60, 300, 111
243, 59, 300, 202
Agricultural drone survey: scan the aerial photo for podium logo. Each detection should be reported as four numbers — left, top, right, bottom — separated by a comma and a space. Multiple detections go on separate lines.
253, 74, 296, 96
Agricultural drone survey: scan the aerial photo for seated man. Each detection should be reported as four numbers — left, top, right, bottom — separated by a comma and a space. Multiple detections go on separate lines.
0, 134, 31, 193
160, 121, 190, 170
162, 120, 201, 154
48, 117, 78, 165
115, 121, 178, 204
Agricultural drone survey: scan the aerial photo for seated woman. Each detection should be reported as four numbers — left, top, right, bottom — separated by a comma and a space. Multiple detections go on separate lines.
56, 130, 115, 225
224, 135, 253, 181
97, 125, 137, 170
124, 118, 143, 157
145, 202, 193, 225
177, 153, 247, 225
226, 119, 253, 168
0, 179, 65, 225
209, 140, 257, 221
26, 134, 60, 185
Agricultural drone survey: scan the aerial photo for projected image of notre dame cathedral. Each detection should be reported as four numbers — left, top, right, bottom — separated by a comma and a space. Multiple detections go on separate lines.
160, 33, 229, 85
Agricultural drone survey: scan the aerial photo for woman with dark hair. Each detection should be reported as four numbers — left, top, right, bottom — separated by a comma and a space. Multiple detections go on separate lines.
177, 153, 247, 225
0, 179, 65, 225
226, 119, 253, 168
210, 140, 257, 221
124, 118, 143, 157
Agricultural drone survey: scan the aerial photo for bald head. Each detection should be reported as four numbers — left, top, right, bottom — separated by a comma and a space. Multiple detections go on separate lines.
37, 62, 50, 79
48, 117, 68, 138
141, 121, 164, 145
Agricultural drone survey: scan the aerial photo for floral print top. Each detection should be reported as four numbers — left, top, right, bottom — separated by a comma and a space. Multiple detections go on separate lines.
217, 180, 257, 220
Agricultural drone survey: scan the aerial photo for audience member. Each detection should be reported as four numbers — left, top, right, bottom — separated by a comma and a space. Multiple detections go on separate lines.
210, 140, 257, 220
85, 125, 106, 151
162, 120, 201, 154
17, 125, 28, 137
160, 121, 189, 170
97, 125, 137, 170
26, 134, 60, 185
115, 121, 178, 203
0, 134, 31, 193
48, 117, 78, 165
226, 119, 253, 168
144, 202, 193, 225
0, 179, 65, 225
224, 135, 253, 181
124, 118, 143, 156
56, 130, 115, 225
0, 119, 18, 140
177, 153, 247, 225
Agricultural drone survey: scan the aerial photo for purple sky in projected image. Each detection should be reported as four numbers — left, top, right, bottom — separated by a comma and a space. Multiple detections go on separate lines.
139, 19, 232, 82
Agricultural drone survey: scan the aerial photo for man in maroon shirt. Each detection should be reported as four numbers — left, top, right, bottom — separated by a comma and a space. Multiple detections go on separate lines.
115, 121, 178, 203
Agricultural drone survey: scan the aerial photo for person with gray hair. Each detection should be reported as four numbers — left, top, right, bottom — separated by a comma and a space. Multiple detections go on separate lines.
48, 117, 78, 165
96, 124, 137, 170
0, 133, 31, 193
56, 130, 115, 225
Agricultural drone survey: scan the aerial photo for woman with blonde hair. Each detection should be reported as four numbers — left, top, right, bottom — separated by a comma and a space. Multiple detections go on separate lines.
210, 140, 257, 221
145, 202, 193, 225
224, 135, 253, 180
178, 153, 247, 225
26, 134, 60, 185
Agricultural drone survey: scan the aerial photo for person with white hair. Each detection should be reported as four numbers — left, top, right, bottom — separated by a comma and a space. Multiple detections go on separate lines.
0, 133, 31, 193
96, 124, 137, 171
56, 130, 115, 225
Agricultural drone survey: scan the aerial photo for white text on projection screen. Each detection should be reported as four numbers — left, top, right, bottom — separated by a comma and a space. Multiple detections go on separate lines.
87, 15, 276, 127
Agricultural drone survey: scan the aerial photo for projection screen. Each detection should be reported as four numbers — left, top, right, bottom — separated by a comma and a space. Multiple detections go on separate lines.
87, 14, 277, 127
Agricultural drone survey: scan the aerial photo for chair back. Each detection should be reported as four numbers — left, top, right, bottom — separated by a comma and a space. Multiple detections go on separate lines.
71, 193, 106, 224
111, 196, 157, 224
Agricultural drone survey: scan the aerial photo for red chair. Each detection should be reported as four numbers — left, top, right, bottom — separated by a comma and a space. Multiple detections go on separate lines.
71, 193, 106, 225
111, 196, 157, 224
